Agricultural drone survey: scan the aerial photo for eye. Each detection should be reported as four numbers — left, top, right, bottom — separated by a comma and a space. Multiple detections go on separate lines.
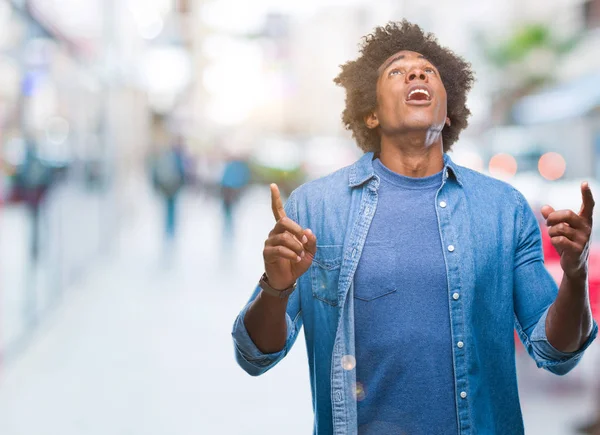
389, 68, 404, 77
425, 67, 436, 74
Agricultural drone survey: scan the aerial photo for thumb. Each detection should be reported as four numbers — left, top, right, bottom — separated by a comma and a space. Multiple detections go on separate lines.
541, 205, 554, 220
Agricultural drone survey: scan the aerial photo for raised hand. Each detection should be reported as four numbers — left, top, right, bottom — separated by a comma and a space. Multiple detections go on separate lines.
541, 181, 595, 280
263, 184, 317, 291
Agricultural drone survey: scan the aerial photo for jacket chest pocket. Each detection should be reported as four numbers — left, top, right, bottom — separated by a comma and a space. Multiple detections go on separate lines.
310, 245, 343, 307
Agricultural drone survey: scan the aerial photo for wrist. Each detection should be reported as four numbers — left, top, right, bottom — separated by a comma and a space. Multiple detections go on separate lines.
259, 272, 297, 299
266, 275, 295, 292
564, 269, 588, 283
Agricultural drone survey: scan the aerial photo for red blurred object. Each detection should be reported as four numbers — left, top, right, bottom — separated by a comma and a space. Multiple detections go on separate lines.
540, 219, 600, 320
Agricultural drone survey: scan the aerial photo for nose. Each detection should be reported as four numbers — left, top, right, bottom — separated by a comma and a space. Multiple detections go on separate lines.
406, 67, 427, 83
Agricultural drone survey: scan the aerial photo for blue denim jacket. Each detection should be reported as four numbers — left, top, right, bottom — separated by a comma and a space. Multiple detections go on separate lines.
232, 151, 598, 434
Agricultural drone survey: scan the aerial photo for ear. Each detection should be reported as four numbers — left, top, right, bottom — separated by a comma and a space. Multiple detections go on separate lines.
364, 112, 379, 129
445, 117, 451, 127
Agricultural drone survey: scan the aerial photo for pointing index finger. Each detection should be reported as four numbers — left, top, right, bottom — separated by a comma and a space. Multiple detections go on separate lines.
579, 181, 595, 222
270, 183, 286, 222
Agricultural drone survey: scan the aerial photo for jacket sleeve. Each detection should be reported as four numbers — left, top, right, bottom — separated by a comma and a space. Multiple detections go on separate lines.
231, 188, 304, 376
513, 189, 597, 375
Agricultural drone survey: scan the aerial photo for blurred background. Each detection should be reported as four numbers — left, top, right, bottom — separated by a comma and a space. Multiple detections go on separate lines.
0, 0, 598, 433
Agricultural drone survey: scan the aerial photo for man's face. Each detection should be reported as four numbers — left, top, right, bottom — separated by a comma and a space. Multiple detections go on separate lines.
368, 50, 448, 137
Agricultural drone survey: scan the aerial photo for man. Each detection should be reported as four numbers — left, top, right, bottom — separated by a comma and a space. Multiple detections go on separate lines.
151, 136, 187, 243
231, 20, 597, 434
220, 154, 251, 237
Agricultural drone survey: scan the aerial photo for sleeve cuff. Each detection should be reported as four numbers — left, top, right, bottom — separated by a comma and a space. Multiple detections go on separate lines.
530, 306, 598, 365
231, 302, 286, 368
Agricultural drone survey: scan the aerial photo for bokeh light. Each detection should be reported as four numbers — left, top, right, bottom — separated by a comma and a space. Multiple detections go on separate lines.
341, 355, 356, 371
45, 116, 70, 145
488, 153, 518, 179
353, 382, 366, 401
137, 16, 163, 40
538, 152, 566, 181
453, 149, 485, 172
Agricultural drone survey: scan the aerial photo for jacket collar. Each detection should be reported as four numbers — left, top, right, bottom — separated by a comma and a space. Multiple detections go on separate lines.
348, 151, 463, 188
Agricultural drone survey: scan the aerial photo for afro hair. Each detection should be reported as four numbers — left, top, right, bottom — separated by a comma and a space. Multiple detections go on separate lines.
334, 20, 475, 153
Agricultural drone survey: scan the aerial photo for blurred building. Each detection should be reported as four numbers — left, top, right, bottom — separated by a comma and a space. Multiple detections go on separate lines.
0, 0, 182, 363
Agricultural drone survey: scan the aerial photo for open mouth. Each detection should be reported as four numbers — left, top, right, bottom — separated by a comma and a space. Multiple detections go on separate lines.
405, 85, 433, 103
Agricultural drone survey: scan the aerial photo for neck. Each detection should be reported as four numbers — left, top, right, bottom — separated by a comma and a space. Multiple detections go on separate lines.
377, 131, 444, 178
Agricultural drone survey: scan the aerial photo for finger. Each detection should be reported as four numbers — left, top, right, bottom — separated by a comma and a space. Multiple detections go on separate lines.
545, 209, 588, 230
302, 228, 317, 256
579, 181, 595, 223
265, 232, 305, 257
550, 235, 580, 253
264, 245, 302, 264
272, 216, 305, 241
541, 205, 555, 220
270, 183, 286, 222
547, 223, 579, 242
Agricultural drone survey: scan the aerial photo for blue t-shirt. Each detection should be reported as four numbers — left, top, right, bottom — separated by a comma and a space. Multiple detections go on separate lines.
354, 157, 458, 434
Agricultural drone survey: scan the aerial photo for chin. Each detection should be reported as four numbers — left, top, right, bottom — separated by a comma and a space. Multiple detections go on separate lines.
402, 120, 437, 131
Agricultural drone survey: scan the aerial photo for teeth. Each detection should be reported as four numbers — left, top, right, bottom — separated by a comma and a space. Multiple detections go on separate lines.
408, 89, 430, 99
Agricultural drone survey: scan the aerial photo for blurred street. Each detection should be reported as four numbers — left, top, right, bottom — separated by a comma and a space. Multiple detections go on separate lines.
0, 0, 599, 433
0, 184, 314, 435
0, 184, 597, 435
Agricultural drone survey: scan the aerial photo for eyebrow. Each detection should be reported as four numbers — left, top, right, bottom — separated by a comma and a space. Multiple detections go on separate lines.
380, 54, 429, 73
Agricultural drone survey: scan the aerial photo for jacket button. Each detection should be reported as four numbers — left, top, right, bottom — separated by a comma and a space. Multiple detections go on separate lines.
448, 245, 455, 252
439, 201, 447, 208
452, 293, 460, 300
460, 391, 467, 399
457, 341, 464, 348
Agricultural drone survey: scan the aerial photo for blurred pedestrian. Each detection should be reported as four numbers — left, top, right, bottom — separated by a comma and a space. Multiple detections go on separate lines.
151, 136, 187, 244
231, 20, 597, 435
219, 155, 250, 237
11, 137, 54, 327
13, 137, 53, 262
